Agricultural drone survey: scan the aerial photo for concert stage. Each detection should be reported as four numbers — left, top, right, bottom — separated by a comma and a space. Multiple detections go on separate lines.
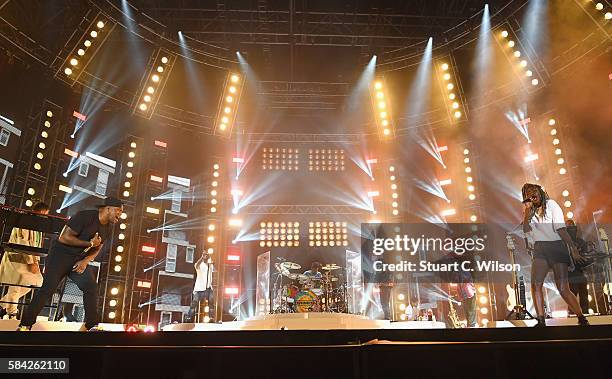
1, 315, 611, 378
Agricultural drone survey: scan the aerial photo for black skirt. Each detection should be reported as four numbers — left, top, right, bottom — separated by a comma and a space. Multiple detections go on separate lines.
533, 240, 571, 266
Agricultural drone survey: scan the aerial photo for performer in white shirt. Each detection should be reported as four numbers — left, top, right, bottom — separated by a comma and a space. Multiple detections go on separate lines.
186, 252, 213, 322
521, 183, 589, 326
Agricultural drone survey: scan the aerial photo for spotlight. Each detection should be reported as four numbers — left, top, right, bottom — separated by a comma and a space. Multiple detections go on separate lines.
562, 190, 569, 197
230, 74, 240, 83
441, 63, 449, 71
27, 188, 35, 195
97, 20, 105, 28
70, 58, 78, 66
520, 60, 527, 67
84, 40, 92, 47
90, 30, 98, 38
77, 48, 85, 56
531, 78, 539, 86
501, 30, 509, 38
151, 74, 160, 82
508, 40, 515, 47
374, 81, 382, 89
526, 70, 533, 77
595, 3, 604, 11
454, 111, 462, 119
566, 211, 574, 219
548, 118, 556, 126
64, 67, 73, 75
606, 12, 612, 20
513, 51, 521, 58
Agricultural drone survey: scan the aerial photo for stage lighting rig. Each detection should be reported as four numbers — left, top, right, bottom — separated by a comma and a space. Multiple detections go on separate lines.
308, 149, 345, 172
461, 146, 480, 223
546, 117, 574, 219
260, 221, 300, 247
132, 49, 176, 119
308, 221, 347, 247
55, 13, 115, 86
435, 58, 467, 124
214, 72, 244, 136
262, 147, 299, 171
370, 79, 395, 139
497, 27, 542, 88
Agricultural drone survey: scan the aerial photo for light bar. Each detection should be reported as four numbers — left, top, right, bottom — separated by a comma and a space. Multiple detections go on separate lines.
441, 208, 456, 217
524, 153, 539, 163
227, 254, 241, 262
73, 110, 87, 121
150, 175, 163, 183
58, 184, 73, 194
230, 189, 243, 196
146, 207, 160, 215
367, 191, 380, 197
137, 281, 152, 288
141, 245, 156, 253
439, 179, 452, 186
233, 157, 244, 163
64, 148, 79, 158
437, 145, 449, 152
154, 140, 167, 148
366, 158, 378, 164
225, 287, 240, 295
228, 219, 243, 227
214, 72, 243, 135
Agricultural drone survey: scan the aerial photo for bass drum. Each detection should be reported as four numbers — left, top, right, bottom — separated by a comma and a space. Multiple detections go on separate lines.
294, 290, 320, 313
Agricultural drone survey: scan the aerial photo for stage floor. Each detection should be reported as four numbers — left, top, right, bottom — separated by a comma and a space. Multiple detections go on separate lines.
2, 312, 612, 332
1, 315, 611, 378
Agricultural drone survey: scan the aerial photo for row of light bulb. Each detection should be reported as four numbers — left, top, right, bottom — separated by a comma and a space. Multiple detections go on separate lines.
64, 20, 105, 76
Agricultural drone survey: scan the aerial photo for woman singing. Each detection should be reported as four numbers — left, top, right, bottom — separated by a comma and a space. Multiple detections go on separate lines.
521, 183, 589, 327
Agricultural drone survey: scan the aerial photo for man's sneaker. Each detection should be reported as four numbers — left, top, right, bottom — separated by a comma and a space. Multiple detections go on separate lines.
577, 315, 590, 326
87, 325, 104, 332
16, 325, 32, 331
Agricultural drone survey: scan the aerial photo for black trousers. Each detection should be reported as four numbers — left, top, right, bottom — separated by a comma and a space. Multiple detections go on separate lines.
21, 252, 99, 329
379, 286, 392, 320
186, 289, 213, 321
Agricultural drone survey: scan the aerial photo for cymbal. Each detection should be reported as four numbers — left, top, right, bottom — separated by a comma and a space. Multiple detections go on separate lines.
280, 261, 301, 270
322, 264, 341, 271
275, 263, 290, 274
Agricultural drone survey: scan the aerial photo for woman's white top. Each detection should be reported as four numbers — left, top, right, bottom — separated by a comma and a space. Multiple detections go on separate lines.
525, 199, 565, 243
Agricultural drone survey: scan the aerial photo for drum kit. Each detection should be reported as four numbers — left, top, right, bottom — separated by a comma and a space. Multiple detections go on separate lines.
272, 260, 347, 313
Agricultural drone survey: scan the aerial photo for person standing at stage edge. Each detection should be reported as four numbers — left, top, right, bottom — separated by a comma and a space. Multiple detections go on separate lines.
17, 197, 123, 331
521, 183, 589, 327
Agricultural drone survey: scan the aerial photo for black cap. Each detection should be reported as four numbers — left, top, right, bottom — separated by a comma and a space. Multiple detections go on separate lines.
96, 197, 123, 208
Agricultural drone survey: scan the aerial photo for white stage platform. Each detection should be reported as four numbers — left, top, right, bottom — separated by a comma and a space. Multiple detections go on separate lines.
163, 313, 446, 331
2, 313, 611, 332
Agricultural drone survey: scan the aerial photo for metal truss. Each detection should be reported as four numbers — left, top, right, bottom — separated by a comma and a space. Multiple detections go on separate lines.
256, 80, 351, 111
130, 0, 477, 49
241, 204, 370, 215
238, 131, 368, 144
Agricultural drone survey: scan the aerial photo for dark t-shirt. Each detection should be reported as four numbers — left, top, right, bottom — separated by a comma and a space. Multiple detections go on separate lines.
51, 209, 108, 257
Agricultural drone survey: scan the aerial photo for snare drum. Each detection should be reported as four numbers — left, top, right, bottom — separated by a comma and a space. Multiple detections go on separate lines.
294, 290, 320, 312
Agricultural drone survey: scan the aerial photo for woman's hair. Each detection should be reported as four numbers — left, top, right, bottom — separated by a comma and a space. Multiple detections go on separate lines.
521, 183, 549, 215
